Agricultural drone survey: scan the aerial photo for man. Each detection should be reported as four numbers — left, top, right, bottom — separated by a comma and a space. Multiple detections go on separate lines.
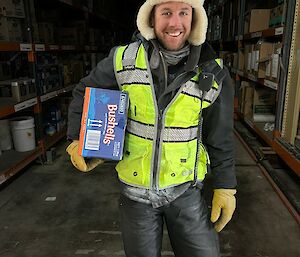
67, 1, 237, 256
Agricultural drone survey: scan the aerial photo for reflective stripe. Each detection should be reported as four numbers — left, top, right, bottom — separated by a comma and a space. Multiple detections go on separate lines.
122, 42, 141, 69
182, 82, 219, 103
182, 81, 203, 99
163, 126, 198, 142
127, 119, 198, 142
117, 69, 150, 85
127, 119, 155, 140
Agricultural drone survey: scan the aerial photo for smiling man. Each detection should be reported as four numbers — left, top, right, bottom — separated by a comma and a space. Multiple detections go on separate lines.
67, 1, 237, 257
152, 2, 193, 50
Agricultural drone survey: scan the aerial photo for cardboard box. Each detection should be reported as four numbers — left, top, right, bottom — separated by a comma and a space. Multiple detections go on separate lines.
253, 87, 276, 114
243, 84, 254, 118
79, 88, 129, 160
270, 42, 282, 82
244, 44, 252, 72
269, 3, 286, 27
249, 9, 270, 33
238, 50, 245, 71
0, 0, 25, 18
38, 23, 55, 43
254, 42, 274, 78
0, 16, 22, 42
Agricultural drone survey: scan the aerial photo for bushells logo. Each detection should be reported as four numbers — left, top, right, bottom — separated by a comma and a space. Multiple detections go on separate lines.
118, 93, 127, 115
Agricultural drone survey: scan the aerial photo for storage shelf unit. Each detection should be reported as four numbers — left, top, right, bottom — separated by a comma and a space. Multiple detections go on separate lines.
0, 147, 42, 185
207, 0, 300, 176
0, 0, 138, 184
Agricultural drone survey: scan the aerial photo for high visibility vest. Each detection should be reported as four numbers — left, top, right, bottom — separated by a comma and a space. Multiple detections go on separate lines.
114, 41, 223, 189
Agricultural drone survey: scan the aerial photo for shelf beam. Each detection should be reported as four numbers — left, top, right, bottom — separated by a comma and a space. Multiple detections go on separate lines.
0, 147, 42, 185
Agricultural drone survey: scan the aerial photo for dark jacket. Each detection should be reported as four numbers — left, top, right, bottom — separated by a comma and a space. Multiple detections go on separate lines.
67, 35, 237, 189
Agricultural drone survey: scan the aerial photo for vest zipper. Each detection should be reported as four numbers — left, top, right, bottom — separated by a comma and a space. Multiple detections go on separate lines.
151, 51, 168, 190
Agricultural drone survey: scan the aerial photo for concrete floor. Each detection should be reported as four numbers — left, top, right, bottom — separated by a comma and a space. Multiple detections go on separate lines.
0, 136, 299, 257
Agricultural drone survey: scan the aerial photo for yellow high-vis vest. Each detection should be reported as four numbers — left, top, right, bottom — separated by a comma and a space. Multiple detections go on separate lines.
114, 42, 223, 190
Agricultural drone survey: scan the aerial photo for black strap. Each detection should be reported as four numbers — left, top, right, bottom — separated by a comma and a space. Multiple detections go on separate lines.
201, 60, 226, 85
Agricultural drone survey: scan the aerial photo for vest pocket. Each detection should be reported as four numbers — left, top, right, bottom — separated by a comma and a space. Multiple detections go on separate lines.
197, 143, 210, 180
116, 140, 151, 188
160, 142, 210, 188
160, 145, 194, 187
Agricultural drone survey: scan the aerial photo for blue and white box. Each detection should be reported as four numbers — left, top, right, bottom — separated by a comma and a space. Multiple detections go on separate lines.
79, 87, 129, 160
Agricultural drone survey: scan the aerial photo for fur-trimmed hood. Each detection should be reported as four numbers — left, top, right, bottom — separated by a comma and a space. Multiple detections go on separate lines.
136, 0, 208, 46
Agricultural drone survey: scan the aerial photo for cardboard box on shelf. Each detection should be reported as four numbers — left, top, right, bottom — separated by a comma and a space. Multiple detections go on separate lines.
253, 87, 276, 115
79, 87, 129, 160
270, 42, 282, 83
238, 49, 245, 71
0, 16, 23, 42
240, 81, 254, 118
244, 44, 252, 72
248, 9, 270, 33
269, 3, 286, 27
254, 41, 274, 78
37, 23, 55, 44
244, 13, 249, 34
0, 0, 25, 18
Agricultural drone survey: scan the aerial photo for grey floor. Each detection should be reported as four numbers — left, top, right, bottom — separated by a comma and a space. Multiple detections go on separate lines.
0, 136, 299, 257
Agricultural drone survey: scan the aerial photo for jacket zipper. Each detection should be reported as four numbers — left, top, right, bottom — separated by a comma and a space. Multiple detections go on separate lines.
151, 51, 192, 190
151, 50, 168, 190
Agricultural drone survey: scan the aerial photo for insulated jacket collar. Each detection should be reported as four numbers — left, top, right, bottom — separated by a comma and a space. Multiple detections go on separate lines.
132, 32, 217, 71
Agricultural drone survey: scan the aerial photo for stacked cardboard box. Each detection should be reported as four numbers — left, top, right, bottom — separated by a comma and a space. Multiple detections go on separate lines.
252, 87, 276, 122
254, 41, 274, 79
0, 0, 25, 42
269, 2, 286, 27
244, 9, 270, 34
239, 81, 254, 119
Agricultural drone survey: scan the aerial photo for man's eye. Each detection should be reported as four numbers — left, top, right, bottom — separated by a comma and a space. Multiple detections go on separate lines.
180, 11, 189, 16
162, 12, 171, 16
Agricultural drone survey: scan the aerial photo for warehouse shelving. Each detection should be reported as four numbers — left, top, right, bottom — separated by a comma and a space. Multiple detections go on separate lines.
207, 0, 300, 176
0, 147, 42, 185
0, 0, 138, 184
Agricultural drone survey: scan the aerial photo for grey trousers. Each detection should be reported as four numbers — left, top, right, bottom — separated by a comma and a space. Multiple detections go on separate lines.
119, 187, 220, 257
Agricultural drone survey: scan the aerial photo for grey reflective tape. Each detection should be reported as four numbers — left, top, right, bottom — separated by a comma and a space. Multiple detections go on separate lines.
122, 42, 140, 68
162, 126, 198, 142
127, 119, 198, 142
182, 82, 203, 98
127, 119, 155, 139
203, 87, 218, 102
117, 69, 150, 85
182, 81, 220, 104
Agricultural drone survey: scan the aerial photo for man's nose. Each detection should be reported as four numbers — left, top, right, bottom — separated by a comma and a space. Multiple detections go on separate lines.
168, 14, 181, 27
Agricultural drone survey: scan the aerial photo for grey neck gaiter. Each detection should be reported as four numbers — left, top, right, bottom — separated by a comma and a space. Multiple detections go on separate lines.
150, 41, 190, 69
160, 44, 190, 66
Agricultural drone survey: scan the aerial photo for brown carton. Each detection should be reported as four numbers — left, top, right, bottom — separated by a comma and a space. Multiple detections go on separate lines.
249, 9, 270, 33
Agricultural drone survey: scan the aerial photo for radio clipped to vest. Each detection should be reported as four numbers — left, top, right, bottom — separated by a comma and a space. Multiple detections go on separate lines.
193, 60, 226, 186
198, 72, 214, 92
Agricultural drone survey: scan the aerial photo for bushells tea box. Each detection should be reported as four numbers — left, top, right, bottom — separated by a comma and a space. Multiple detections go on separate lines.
79, 87, 129, 160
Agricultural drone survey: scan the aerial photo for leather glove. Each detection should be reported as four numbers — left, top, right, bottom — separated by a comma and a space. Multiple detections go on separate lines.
210, 189, 237, 232
66, 140, 104, 172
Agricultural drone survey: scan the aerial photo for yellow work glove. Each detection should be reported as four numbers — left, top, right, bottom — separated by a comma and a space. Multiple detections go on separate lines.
66, 140, 104, 172
210, 189, 237, 232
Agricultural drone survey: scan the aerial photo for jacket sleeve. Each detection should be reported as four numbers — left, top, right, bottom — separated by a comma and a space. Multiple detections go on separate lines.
67, 47, 119, 140
202, 67, 237, 189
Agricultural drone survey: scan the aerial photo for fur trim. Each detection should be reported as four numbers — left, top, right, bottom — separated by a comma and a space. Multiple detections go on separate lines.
136, 0, 207, 46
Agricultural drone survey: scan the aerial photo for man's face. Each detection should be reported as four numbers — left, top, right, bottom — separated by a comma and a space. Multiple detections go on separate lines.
152, 2, 193, 51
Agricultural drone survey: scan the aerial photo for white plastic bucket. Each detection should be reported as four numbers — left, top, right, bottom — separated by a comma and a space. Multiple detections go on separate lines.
10, 116, 36, 152
0, 119, 13, 151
